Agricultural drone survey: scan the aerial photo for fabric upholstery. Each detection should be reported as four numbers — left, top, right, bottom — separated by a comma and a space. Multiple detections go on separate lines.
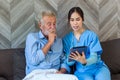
111, 74, 120, 80
101, 38, 120, 80
0, 77, 7, 80
13, 49, 26, 80
0, 49, 14, 80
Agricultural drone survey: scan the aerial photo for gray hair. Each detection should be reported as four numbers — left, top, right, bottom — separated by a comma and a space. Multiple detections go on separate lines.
36, 10, 56, 25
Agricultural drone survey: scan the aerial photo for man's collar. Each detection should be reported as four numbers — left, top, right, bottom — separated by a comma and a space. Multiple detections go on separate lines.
38, 31, 46, 39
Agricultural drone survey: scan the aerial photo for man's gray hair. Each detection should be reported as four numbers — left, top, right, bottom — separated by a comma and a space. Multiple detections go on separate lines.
36, 10, 56, 24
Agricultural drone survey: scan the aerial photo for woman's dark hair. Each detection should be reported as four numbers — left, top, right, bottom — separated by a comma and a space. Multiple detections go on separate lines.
68, 7, 84, 22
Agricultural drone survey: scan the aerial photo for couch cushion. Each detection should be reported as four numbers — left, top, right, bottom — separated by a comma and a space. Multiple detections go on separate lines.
101, 38, 120, 74
111, 74, 120, 80
0, 77, 7, 80
13, 48, 26, 80
0, 49, 15, 80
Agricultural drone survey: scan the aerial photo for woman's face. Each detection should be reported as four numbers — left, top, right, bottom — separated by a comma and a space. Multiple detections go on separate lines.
69, 12, 83, 32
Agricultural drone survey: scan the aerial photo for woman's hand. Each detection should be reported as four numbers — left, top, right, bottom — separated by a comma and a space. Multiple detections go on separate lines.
69, 51, 87, 65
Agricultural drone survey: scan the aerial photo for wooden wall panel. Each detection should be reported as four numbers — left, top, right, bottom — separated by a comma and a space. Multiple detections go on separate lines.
10, 0, 35, 48
0, 0, 11, 49
117, 0, 120, 38
0, 0, 120, 49
99, 0, 118, 41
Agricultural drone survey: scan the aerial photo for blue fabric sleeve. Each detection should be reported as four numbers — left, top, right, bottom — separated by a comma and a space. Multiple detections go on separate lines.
25, 33, 45, 66
84, 31, 102, 66
58, 43, 71, 72
86, 52, 98, 66
62, 34, 75, 66
89, 32, 103, 55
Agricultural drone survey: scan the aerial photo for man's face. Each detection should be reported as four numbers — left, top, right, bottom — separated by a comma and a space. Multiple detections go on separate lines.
40, 16, 56, 36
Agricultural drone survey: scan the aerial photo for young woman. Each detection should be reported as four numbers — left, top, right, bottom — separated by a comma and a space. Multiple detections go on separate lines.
63, 7, 111, 80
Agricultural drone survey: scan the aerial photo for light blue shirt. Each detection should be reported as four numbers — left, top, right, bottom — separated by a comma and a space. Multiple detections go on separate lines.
25, 31, 70, 75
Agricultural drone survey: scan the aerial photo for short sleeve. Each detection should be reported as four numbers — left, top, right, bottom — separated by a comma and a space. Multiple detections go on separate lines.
89, 32, 103, 55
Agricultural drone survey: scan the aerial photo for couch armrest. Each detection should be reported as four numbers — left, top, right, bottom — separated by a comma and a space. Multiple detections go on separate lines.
101, 38, 120, 74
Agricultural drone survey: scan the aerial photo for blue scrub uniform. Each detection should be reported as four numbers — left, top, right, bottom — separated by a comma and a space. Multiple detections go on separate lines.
63, 30, 111, 80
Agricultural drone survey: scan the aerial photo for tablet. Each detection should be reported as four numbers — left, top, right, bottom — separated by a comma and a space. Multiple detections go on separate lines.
68, 46, 88, 62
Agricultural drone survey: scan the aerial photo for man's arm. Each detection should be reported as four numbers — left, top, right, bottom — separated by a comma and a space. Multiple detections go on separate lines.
25, 33, 45, 65
42, 32, 56, 55
42, 42, 52, 55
